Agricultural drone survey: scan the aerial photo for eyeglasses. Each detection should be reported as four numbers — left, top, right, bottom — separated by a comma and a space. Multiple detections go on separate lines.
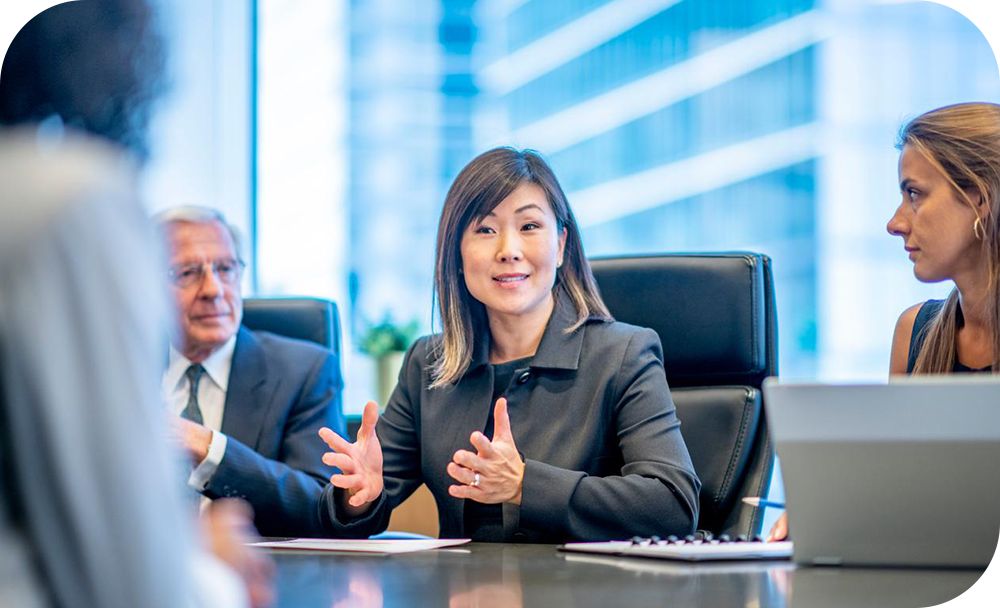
167, 258, 245, 288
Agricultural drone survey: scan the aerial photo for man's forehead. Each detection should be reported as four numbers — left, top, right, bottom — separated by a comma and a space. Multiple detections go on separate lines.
166, 220, 237, 256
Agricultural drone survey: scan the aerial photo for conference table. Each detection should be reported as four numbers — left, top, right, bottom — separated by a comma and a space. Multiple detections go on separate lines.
269, 542, 983, 607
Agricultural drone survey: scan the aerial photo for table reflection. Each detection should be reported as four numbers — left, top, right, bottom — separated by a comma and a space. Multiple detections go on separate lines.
267, 543, 981, 608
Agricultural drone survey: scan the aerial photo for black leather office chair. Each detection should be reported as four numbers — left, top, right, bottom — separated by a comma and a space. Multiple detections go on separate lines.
590, 253, 778, 537
242, 297, 341, 356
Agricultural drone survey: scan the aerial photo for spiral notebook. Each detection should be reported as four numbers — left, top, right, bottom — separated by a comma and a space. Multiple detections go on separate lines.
560, 539, 793, 562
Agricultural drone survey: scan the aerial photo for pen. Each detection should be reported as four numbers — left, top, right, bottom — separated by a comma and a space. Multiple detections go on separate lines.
741, 497, 785, 509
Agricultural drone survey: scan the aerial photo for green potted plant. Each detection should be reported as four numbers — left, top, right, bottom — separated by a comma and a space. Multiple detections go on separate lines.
359, 315, 419, 409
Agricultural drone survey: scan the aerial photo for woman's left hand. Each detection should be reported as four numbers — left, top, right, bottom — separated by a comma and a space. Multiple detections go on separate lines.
447, 397, 525, 505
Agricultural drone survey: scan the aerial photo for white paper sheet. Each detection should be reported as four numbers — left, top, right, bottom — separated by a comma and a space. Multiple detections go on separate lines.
249, 538, 471, 554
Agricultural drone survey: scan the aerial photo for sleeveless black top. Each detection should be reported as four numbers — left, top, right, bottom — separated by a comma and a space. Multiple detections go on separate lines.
906, 299, 992, 373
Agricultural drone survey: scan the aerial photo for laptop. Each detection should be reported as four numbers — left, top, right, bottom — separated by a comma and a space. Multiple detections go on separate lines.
763, 376, 1000, 568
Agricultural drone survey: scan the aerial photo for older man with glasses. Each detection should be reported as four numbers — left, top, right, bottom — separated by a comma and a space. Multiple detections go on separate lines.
157, 206, 345, 537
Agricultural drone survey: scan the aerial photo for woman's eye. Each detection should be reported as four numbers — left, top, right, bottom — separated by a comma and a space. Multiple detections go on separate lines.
521, 222, 540, 231
474, 225, 495, 234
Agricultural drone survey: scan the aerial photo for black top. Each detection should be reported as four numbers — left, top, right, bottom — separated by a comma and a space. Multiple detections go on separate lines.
907, 299, 992, 373
464, 357, 532, 541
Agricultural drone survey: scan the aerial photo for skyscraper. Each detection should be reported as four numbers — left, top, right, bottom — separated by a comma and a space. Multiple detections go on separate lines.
474, 0, 999, 378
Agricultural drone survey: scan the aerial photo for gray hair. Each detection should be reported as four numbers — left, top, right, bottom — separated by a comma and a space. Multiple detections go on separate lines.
152, 205, 245, 262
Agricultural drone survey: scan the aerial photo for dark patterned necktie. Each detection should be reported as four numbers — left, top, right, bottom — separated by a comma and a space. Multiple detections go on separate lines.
181, 364, 205, 425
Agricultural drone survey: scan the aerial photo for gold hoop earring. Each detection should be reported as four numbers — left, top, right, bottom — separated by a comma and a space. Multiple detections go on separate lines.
973, 217, 986, 241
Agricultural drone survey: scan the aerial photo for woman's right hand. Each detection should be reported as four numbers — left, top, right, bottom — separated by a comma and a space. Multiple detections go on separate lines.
319, 400, 384, 515
767, 512, 789, 542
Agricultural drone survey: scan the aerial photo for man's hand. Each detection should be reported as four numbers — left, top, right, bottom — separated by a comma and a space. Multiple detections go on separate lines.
201, 500, 274, 608
172, 416, 213, 464
447, 398, 525, 505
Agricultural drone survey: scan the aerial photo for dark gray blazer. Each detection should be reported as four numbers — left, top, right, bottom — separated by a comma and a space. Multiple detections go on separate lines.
205, 326, 344, 537
319, 293, 700, 542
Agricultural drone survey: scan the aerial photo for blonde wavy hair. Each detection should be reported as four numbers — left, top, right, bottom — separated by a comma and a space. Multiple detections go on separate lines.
899, 103, 1000, 373
429, 147, 611, 388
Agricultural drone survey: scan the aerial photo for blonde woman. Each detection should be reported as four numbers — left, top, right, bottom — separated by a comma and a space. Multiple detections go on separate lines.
888, 102, 1000, 374
318, 147, 700, 542
770, 102, 1000, 542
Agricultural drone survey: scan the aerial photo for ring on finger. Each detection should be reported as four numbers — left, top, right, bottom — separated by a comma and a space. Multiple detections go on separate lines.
469, 472, 481, 487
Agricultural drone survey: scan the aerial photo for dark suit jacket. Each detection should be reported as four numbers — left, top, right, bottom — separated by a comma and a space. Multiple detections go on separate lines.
204, 326, 344, 537
319, 291, 700, 542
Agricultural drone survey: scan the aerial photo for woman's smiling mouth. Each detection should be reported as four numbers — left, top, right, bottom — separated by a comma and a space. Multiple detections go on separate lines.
493, 273, 528, 286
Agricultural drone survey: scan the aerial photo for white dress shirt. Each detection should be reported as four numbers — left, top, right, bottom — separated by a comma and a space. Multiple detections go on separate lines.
163, 336, 237, 491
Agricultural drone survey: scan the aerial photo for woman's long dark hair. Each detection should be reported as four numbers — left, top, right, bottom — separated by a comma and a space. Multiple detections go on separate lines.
430, 147, 611, 388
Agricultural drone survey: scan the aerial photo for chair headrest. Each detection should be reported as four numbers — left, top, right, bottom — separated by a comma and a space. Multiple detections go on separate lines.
590, 253, 776, 388
242, 297, 340, 354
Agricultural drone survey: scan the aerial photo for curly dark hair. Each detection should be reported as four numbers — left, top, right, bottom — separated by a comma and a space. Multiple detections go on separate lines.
0, 0, 166, 160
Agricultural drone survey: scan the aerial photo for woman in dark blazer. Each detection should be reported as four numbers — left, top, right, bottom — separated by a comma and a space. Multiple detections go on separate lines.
318, 147, 700, 542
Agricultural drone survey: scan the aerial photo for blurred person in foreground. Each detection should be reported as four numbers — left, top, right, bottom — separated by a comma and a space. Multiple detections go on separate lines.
317, 147, 700, 542
156, 205, 344, 537
0, 1, 270, 606
769, 102, 1000, 542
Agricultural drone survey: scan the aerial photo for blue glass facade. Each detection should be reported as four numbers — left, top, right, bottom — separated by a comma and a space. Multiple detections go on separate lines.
507, 0, 608, 51
246, 0, 1000, 418
439, 0, 478, 181
346, 0, 479, 338
482, 0, 822, 375
317, 0, 998, 388
474, 0, 1000, 381
549, 45, 817, 192
504, 0, 816, 128
583, 161, 819, 362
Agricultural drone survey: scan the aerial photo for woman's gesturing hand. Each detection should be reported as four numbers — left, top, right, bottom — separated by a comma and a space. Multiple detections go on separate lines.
447, 397, 526, 505
319, 400, 384, 514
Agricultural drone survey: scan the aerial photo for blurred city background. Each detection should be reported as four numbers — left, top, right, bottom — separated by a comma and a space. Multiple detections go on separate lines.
9, 0, 994, 412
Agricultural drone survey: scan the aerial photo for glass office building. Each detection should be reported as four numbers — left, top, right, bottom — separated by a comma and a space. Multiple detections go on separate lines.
247, 0, 998, 406
473, 0, 999, 379
346, 0, 462, 332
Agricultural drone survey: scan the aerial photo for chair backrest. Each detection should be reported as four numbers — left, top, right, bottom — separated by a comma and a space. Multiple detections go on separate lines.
242, 297, 341, 356
589, 253, 778, 537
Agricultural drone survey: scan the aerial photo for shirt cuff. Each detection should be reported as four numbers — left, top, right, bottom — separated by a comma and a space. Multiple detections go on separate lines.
187, 431, 228, 491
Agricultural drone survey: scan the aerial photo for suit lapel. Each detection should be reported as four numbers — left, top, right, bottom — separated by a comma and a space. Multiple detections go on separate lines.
221, 326, 271, 448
